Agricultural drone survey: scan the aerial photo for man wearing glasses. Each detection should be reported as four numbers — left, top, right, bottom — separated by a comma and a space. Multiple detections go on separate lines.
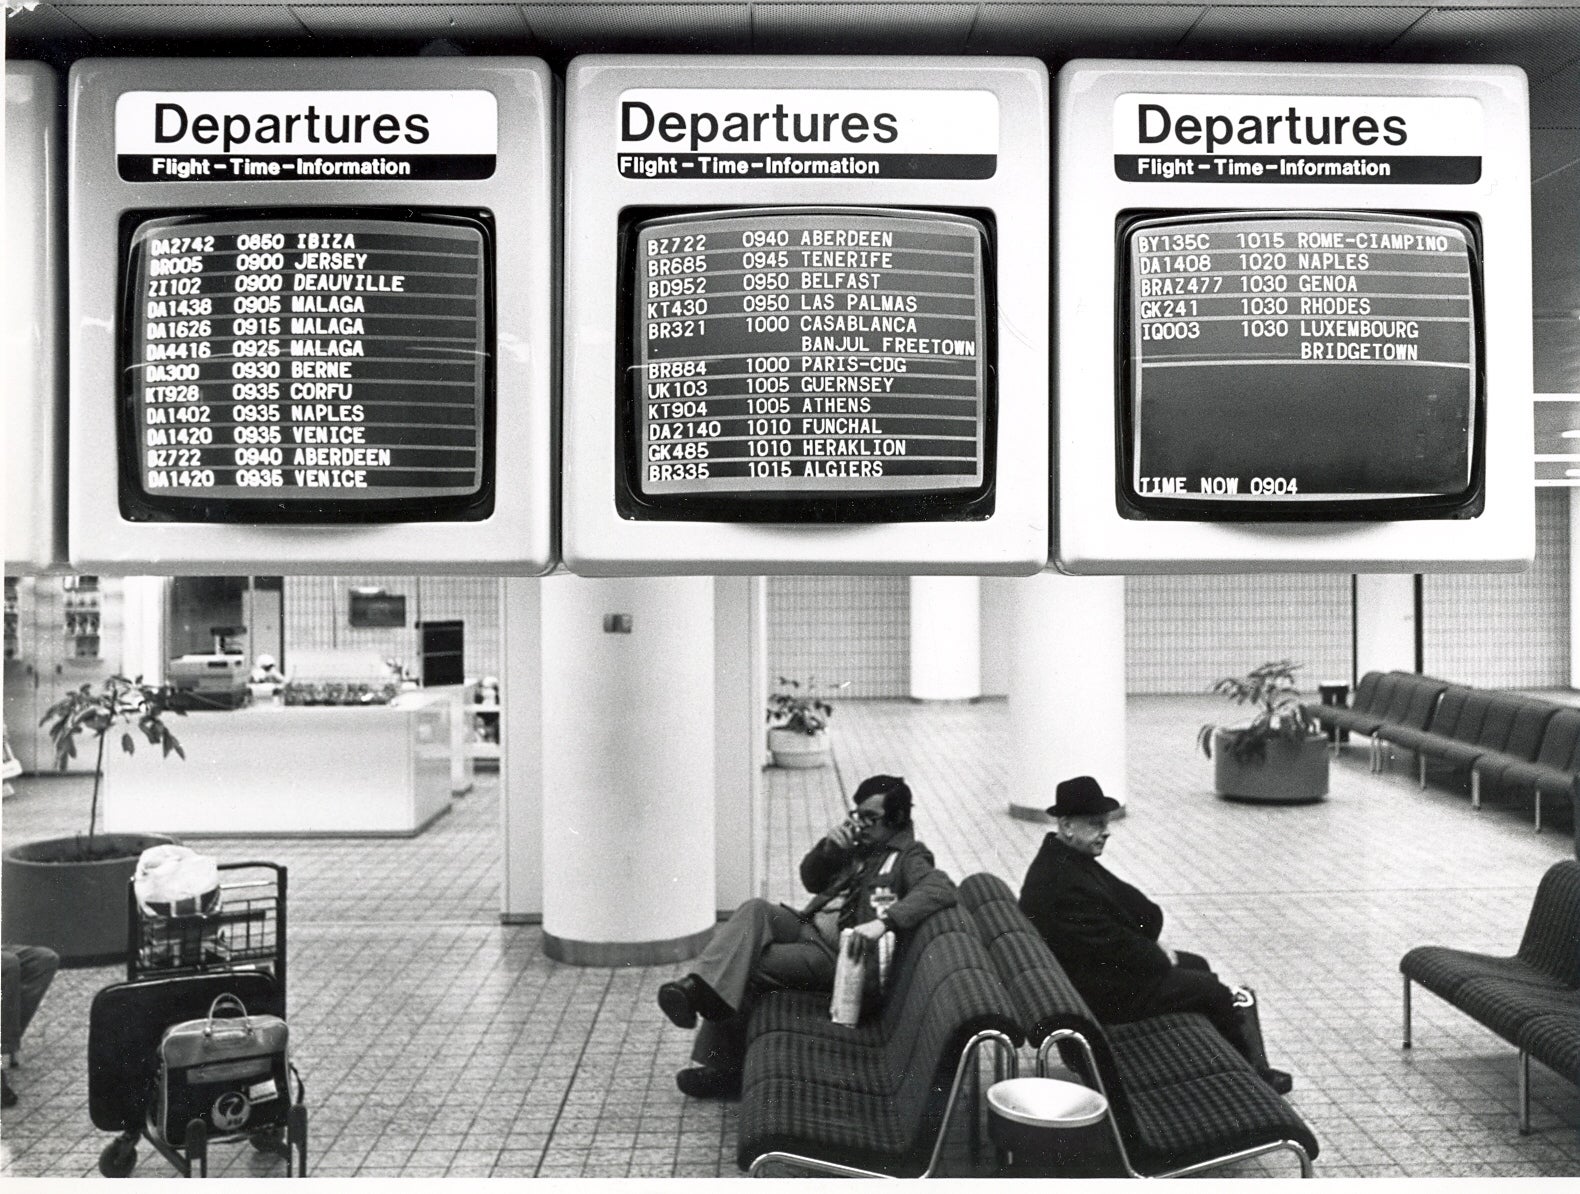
657, 773, 957, 1099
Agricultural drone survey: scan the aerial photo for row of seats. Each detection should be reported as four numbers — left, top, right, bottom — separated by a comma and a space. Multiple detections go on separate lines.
1304, 671, 1580, 835
736, 874, 1320, 1178
1401, 860, 1580, 1133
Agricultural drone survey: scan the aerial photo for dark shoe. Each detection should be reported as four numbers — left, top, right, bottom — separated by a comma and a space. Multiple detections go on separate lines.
686, 975, 735, 1022
675, 1065, 741, 1100
657, 980, 698, 1029
2, 1074, 16, 1108
1258, 1067, 1294, 1095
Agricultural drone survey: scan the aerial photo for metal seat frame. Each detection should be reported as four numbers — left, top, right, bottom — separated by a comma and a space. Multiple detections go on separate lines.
1033, 1030, 1315, 1179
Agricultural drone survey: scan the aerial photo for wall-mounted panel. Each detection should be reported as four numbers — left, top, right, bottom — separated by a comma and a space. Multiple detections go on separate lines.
6, 63, 68, 574
1056, 58, 1535, 574
562, 54, 1050, 575
67, 56, 558, 575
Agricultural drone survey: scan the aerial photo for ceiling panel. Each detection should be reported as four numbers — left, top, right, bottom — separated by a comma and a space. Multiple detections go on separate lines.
520, 3, 753, 52
54, 4, 310, 37
1532, 60, 1580, 129
1183, 5, 1429, 54
966, 3, 1205, 54
1390, 9, 1580, 82
287, 4, 532, 39
750, 2, 978, 53
5, 5, 91, 39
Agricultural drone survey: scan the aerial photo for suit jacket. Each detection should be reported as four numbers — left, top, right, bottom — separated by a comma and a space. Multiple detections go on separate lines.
799, 827, 957, 934
1019, 833, 1171, 1020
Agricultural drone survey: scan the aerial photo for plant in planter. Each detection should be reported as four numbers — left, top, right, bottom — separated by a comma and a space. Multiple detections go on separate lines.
1, 675, 187, 965
1195, 660, 1329, 804
766, 677, 850, 769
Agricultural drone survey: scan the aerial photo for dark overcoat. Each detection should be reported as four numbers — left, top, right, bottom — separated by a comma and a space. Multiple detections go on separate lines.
1018, 832, 1172, 1020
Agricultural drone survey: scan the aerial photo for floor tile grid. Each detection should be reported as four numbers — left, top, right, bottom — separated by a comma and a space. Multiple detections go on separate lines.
2, 695, 1577, 1179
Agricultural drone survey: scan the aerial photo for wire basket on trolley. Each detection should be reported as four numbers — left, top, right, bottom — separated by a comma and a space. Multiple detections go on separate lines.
129, 862, 287, 992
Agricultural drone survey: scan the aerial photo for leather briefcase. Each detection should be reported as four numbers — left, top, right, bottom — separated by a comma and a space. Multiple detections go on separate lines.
157, 993, 290, 1147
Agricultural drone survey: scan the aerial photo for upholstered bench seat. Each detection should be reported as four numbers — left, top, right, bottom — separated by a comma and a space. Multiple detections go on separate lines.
956, 872, 1318, 1178
737, 902, 1020, 1177
1519, 1011, 1580, 1085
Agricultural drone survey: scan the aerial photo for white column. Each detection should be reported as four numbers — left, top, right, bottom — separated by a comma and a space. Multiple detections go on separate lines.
1355, 574, 1416, 676
713, 576, 762, 913
120, 577, 168, 684
1570, 490, 1580, 688
909, 576, 981, 700
540, 575, 716, 964
1007, 573, 1127, 818
499, 577, 543, 923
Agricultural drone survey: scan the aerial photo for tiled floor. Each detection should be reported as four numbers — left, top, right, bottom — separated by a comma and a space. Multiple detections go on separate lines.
1, 695, 1576, 1178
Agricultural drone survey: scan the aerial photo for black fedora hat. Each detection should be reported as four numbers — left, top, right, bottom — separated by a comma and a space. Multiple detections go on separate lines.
1045, 775, 1121, 818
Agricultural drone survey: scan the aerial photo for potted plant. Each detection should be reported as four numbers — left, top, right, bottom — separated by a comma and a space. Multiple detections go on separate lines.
1196, 660, 1329, 804
1, 675, 187, 965
766, 677, 850, 769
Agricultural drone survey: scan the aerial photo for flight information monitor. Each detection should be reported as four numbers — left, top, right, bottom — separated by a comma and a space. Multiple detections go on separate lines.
1119, 209, 1483, 520
622, 206, 993, 521
120, 210, 492, 522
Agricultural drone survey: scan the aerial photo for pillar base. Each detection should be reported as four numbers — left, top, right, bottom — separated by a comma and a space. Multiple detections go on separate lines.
543, 925, 713, 967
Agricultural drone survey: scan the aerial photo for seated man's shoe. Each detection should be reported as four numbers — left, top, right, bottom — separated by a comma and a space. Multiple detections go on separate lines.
1258, 1067, 1294, 1095
675, 1065, 741, 1100
658, 974, 734, 1028
2, 1074, 16, 1108
657, 979, 699, 1029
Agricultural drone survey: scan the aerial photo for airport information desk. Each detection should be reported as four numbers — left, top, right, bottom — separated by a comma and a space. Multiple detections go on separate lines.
102, 690, 454, 836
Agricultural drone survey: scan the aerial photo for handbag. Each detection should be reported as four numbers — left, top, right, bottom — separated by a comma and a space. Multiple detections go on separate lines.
156, 993, 290, 1146
1230, 985, 1271, 1073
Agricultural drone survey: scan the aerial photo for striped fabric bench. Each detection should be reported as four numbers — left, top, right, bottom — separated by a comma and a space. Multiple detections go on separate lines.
738, 903, 1020, 1178
1401, 859, 1580, 1133
958, 872, 1318, 1178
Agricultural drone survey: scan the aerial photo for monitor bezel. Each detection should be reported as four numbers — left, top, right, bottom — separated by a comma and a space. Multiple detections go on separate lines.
116, 206, 498, 525
1113, 207, 1487, 523
613, 204, 1000, 524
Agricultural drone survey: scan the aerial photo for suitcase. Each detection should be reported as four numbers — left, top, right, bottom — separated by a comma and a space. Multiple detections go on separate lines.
89, 971, 282, 1135
156, 993, 291, 1147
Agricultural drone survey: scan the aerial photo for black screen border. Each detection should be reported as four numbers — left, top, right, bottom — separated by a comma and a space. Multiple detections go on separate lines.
117, 206, 498, 526
614, 205, 999, 525
1113, 208, 1487, 523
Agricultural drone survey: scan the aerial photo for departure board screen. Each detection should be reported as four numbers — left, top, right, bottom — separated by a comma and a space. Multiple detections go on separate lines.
626, 207, 992, 521
1121, 210, 1481, 519
121, 212, 491, 521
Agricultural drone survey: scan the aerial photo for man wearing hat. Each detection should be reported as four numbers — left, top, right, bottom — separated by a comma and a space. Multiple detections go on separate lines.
1019, 775, 1293, 1094
656, 774, 957, 1099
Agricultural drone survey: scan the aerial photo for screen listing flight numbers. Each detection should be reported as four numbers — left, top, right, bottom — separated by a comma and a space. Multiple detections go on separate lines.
128, 216, 487, 502
1126, 213, 1477, 502
633, 209, 989, 497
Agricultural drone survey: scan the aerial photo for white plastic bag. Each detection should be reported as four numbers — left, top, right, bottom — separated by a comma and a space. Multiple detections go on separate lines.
134, 845, 221, 918
830, 929, 866, 1026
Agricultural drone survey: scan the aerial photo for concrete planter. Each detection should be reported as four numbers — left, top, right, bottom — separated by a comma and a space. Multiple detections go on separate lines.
1, 833, 176, 967
767, 727, 830, 769
1213, 733, 1329, 804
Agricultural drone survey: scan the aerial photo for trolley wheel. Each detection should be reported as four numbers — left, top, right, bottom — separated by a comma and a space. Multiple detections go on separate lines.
250, 1126, 284, 1152
98, 1137, 137, 1178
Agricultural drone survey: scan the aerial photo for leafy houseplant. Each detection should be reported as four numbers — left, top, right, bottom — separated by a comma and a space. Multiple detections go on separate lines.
39, 675, 187, 862
1196, 660, 1328, 803
3, 675, 188, 964
766, 677, 850, 769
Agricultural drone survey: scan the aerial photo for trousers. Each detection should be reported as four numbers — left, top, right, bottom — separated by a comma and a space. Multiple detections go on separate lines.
2, 945, 61, 1055
689, 898, 838, 1071
1125, 949, 1258, 1065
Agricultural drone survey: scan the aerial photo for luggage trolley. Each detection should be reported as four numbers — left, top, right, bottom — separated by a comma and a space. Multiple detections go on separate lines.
89, 861, 307, 1177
